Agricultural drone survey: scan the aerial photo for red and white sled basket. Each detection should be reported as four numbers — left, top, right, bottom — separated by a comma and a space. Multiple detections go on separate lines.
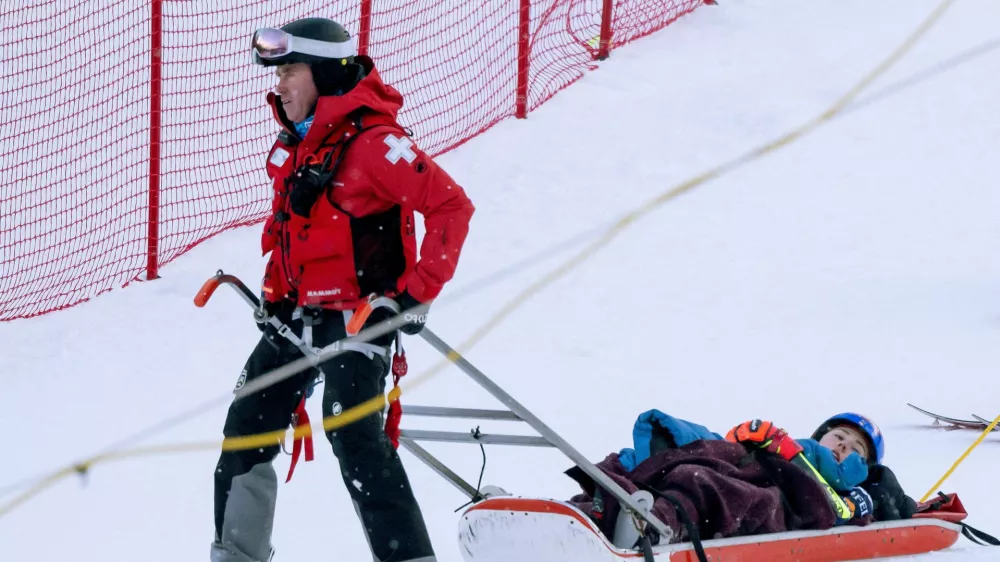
458, 497, 961, 562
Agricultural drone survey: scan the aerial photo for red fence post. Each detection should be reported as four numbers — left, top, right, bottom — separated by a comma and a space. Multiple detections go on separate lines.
597, 0, 613, 60
358, 0, 372, 57
147, 0, 163, 280
515, 0, 530, 118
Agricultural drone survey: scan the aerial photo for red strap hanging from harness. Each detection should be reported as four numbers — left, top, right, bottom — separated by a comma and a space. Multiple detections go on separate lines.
345, 295, 408, 450
384, 345, 408, 449
285, 397, 314, 483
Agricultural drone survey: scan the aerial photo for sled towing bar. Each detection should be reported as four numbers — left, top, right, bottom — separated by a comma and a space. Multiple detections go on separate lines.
195, 271, 674, 540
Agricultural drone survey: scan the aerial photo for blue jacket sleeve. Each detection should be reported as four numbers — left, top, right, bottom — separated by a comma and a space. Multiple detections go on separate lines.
619, 410, 723, 471
796, 439, 869, 492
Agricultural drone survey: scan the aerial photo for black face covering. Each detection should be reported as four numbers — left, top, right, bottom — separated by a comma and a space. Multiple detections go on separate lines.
311, 59, 367, 96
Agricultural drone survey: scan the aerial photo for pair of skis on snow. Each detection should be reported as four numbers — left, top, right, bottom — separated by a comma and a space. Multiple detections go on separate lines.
908, 403, 999, 432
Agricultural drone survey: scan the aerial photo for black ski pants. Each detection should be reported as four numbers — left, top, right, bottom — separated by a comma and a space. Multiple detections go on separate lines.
212, 308, 435, 562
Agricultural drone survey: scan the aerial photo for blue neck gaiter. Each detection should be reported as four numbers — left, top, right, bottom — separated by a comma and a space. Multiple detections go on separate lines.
294, 114, 314, 139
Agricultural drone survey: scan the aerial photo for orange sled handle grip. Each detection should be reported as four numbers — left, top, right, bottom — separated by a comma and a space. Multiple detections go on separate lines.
346, 301, 373, 336
194, 276, 223, 308
193, 270, 262, 310
346, 295, 403, 336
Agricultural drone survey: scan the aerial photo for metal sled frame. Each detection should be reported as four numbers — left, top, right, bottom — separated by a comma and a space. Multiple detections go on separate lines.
192, 271, 668, 538
404, 329, 674, 540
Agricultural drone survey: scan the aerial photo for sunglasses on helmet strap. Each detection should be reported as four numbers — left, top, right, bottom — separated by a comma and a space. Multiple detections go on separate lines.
251, 28, 356, 65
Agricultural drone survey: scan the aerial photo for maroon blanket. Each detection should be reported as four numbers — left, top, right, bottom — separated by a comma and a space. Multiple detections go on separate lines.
567, 440, 836, 544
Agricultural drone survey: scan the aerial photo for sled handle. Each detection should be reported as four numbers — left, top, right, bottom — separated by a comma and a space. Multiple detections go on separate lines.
346, 295, 401, 335
193, 276, 222, 308
194, 270, 262, 310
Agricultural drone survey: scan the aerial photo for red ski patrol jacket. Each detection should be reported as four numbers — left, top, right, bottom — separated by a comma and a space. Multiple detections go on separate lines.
260, 57, 474, 310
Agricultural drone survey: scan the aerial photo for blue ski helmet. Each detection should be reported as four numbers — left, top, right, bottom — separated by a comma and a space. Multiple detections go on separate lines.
811, 412, 884, 464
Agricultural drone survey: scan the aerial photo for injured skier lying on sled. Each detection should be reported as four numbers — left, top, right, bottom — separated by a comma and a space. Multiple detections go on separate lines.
564, 410, 918, 546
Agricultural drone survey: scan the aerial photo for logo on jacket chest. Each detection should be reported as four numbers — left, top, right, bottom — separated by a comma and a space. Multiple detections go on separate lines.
269, 147, 291, 167
306, 288, 342, 298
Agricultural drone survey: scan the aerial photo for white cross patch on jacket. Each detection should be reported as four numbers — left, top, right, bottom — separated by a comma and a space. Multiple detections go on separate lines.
384, 134, 417, 164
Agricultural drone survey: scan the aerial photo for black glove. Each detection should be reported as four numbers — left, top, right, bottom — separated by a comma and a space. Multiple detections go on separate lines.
256, 299, 295, 346
395, 290, 429, 335
256, 300, 277, 333
287, 163, 334, 218
846, 487, 875, 522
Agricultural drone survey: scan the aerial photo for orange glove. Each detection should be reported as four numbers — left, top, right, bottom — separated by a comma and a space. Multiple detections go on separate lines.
726, 419, 803, 461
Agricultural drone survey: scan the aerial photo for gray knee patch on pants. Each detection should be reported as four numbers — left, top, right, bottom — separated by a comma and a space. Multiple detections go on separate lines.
213, 463, 277, 562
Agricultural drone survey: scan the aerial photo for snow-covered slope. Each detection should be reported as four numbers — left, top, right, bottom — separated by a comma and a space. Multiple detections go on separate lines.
2, 1, 998, 560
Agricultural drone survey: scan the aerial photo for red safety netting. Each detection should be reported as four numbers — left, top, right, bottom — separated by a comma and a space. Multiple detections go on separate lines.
0, 0, 705, 321
604, 0, 707, 52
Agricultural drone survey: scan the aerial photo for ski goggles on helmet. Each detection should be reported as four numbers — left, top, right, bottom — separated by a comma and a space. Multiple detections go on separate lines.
251, 28, 356, 65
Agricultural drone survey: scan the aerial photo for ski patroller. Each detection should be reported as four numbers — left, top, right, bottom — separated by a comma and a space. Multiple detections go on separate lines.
907, 403, 1000, 432
196, 271, 980, 562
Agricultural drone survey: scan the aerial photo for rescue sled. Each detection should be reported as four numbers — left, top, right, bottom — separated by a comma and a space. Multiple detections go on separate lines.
394, 331, 972, 562
195, 274, 973, 562
391, 330, 967, 562
457, 496, 961, 562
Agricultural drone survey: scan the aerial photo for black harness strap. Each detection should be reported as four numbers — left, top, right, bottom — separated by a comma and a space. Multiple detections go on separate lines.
637, 534, 656, 562
962, 523, 1000, 546
633, 482, 709, 562
320, 111, 403, 214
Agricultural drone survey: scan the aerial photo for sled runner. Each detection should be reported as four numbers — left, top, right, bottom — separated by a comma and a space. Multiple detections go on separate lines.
458, 496, 962, 562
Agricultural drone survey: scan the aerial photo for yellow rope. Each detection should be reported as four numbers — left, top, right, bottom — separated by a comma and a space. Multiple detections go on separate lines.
0, 0, 957, 521
920, 413, 1000, 502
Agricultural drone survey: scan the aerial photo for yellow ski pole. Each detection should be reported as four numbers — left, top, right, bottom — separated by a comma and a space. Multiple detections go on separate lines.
920, 413, 1000, 502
